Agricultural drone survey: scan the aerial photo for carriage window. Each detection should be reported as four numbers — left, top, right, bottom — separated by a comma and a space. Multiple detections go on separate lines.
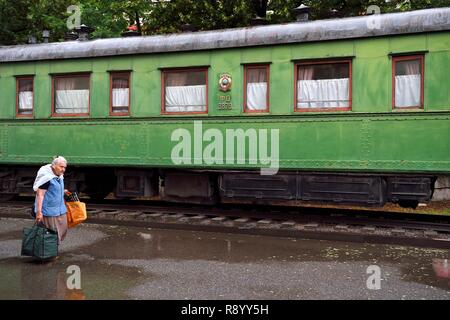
53, 74, 90, 115
296, 60, 351, 111
110, 72, 130, 115
393, 55, 424, 109
162, 69, 208, 114
16, 77, 34, 117
244, 65, 269, 112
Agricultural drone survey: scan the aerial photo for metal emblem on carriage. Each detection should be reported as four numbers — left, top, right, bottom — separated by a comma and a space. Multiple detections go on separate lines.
219, 74, 232, 92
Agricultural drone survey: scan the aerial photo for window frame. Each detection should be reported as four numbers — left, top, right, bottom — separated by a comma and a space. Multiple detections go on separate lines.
243, 64, 270, 113
51, 73, 91, 117
294, 59, 353, 113
16, 76, 34, 118
392, 54, 425, 110
109, 71, 131, 116
161, 67, 209, 115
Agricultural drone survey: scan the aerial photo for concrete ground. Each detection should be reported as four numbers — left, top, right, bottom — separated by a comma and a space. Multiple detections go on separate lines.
0, 217, 449, 300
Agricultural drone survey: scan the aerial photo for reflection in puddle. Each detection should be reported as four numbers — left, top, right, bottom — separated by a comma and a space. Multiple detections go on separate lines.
65, 290, 86, 300
0, 257, 146, 300
433, 259, 450, 279
19, 262, 86, 300
0, 219, 449, 299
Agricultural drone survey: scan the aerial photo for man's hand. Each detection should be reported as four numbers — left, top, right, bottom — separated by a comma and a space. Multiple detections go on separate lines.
64, 189, 70, 195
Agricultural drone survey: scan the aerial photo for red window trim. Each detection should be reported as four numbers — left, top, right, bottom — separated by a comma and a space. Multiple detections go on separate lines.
161, 67, 209, 115
51, 73, 91, 117
109, 71, 131, 116
392, 54, 425, 110
294, 59, 352, 113
243, 64, 270, 113
16, 76, 34, 118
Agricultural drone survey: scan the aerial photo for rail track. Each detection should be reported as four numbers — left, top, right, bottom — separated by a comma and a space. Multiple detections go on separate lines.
1, 198, 450, 249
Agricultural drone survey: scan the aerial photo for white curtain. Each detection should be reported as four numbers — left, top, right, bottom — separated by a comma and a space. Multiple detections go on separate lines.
298, 67, 314, 80
297, 78, 349, 108
18, 91, 33, 111
247, 83, 267, 110
112, 88, 129, 107
55, 90, 89, 113
165, 85, 206, 112
395, 75, 421, 107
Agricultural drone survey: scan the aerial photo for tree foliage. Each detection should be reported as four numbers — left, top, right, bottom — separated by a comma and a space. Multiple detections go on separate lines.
1, 0, 449, 45
0, 0, 73, 44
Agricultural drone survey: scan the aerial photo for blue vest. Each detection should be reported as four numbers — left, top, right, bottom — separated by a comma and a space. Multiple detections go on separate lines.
35, 177, 67, 217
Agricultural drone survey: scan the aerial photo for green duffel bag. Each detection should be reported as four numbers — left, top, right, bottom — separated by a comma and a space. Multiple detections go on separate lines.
21, 223, 58, 260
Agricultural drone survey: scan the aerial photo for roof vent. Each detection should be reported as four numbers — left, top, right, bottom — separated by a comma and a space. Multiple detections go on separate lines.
42, 30, 50, 43
122, 30, 141, 37
181, 23, 197, 33
250, 16, 268, 26
75, 24, 95, 41
122, 25, 141, 37
28, 35, 37, 44
64, 31, 78, 41
293, 4, 310, 22
329, 9, 343, 19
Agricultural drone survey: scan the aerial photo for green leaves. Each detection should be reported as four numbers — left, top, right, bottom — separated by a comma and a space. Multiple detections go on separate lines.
1, 0, 449, 45
0, 0, 72, 45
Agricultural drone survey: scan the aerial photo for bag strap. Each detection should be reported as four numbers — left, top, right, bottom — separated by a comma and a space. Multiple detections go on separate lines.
34, 221, 46, 228
31, 224, 39, 257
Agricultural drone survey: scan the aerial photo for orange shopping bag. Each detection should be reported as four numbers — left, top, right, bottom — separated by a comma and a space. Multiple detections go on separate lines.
65, 200, 87, 228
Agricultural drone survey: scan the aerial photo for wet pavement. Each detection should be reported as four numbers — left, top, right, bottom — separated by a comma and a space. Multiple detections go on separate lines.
0, 217, 449, 300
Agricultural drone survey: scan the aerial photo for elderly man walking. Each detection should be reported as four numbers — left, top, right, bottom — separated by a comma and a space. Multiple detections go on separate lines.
33, 156, 69, 244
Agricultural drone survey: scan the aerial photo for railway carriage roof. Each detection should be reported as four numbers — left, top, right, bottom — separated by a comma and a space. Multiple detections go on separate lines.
1, 7, 450, 63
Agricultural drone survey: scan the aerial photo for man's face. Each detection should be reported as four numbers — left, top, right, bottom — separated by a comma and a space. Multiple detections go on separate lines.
52, 162, 67, 176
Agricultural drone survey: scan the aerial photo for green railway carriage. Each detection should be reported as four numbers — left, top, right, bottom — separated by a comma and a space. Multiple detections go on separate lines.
0, 8, 449, 207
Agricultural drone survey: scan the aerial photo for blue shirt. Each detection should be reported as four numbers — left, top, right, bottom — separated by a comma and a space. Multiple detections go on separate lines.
34, 177, 67, 217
